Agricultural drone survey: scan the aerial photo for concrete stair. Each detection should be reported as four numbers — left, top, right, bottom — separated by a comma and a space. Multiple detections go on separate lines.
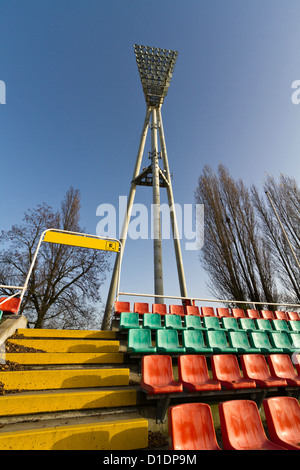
0, 327, 148, 450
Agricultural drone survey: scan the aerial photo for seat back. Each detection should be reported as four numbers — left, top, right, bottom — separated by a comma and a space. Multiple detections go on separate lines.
267, 354, 299, 380
288, 320, 300, 332
143, 313, 163, 330
168, 403, 221, 450
228, 330, 253, 351
246, 309, 261, 319
287, 311, 300, 321
269, 331, 294, 350
222, 317, 240, 331
156, 329, 180, 349
255, 319, 274, 332
211, 354, 243, 383
260, 310, 275, 320
165, 314, 183, 329
128, 328, 153, 350
271, 319, 289, 332
203, 316, 221, 330
216, 307, 231, 317
182, 330, 206, 350
231, 308, 246, 318
249, 331, 273, 351
263, 397, 300, 450
239, 318, 257, 331
134, 302, 149, 314
206, 330, 229, 350
184, 315, 203, 329
141, 355, 174, 387
240, 354, 271, 381
289, 332, 300, 349
169, 305, 184, 316
219, 400, 277, 450
152, 303, 167, 315
114, 301, 131, 315
0, 297, 21, 314
186, 305, 200, 316
178, 355, 210, 385
274, 310, 288, 321
119, 312, 139, 329
201, 306, 215, 317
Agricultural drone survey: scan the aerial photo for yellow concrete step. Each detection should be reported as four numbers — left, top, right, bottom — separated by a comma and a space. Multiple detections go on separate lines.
0, 414, 148, 450
0, 387, 137, 416
0, 368, 129, 391
17, 328, 117, 339
7, 338, 119, 353
5, 352, 124, 365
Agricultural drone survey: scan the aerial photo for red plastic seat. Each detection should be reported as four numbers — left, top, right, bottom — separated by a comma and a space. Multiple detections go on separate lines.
287, 311, 300, 321
219, 400, 285, 450
216, 307, 231, 318
294, 354, 300, 375
169, 305, 185, 316
114, 301, 131, 316
134, 302, 150, 315
0, 297, 21, 314
200, 306, 215, 317
263, 396, 300, 450
231, 308, 246, 318
168, 403, 221, 450
274, 310, 288, 321
152, 303, 167, 315
211, 355, 256, 390
186, 305, 200, 316
267, 354, 300, 386
240, 354, 287, 388
246, 309, 261, 319
178, 355, 221, 392
260, 310, 275, 320
140, 355, 183, 395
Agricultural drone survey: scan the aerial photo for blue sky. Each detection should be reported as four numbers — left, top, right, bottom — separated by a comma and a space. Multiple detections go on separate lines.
1, 1, 300, 311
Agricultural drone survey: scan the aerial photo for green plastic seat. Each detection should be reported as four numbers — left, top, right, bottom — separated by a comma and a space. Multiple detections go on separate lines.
119, 312, 140, 330
221, 317, 240, 331
165, 314, 185, 330
202, 316, 222, 330
228, 331, 260, 353
128, 328, 156, 353
156, 329, 186, 354
182, 330, 213, 354
288, 321, 300, 333
255, 319, 274, 333
205, 330, 238, 354
143, 313, 164, 330
288, 332, 300, 349
249, 331, 283, 353
271, 320, 290, 333
239, 318, 258, 332
184, 315, 207, 330
269, 331, 299, 353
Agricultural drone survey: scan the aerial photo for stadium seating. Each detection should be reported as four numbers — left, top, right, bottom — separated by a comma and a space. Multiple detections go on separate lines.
114, 301, 131, 316
200, 307, 215, 317
156, 329, 186, 354
134, 302, 150, 314
211, 355, 256, 389
169, 305, 185, 316
240, 354, 288, 388
184, 315, 206, 330
288, 320, 300, 332
178, 355, 221, 392
249, 331, 284, 353
228, 330, 260, 353
268, 331, 299, 353
263, 396, 300, 450
271, 319, 290, 333
221, 317, 240, 331
274, 311, 289, 321
152, 303, 167, 315
202, 316, 223, 330
267, 354, 300, 386
205, 330, 238, 354
260, 310, 275, 320
246, 309, 261, 319
0, 297, 21, 314
238, 318, 258, 332
127, 328, 156, 354
287, 311, 300, 321
168, 403, 221, 450
231, 308, 246, 318
185, 305, 200, 316
165, 314, 185, 330
255, 318, 274, 333
216, 307, 231, 318
219, 399, 285, 450
182, 330, 213, 354
140, 355, 183, 395
143, 313, 164, 330
119, 312, 140, 330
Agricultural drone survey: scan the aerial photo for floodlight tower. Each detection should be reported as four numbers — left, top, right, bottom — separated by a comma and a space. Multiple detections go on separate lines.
102, 45, 188, 329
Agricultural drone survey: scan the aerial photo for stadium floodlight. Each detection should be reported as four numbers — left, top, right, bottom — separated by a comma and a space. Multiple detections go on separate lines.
134, 44, 178, 107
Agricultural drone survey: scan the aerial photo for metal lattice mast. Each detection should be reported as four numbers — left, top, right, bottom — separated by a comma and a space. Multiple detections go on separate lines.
102, 45, 188, 329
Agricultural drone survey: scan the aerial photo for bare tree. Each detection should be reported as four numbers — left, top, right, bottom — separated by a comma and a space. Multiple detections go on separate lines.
0, 187, 110, 329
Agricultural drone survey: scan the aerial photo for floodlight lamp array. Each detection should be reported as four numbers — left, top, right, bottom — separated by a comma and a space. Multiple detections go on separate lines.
134, 44, 178, 108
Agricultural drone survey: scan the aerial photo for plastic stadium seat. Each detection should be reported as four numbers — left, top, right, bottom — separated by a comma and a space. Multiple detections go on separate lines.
165, 314, 185, 330
219, 400, 285, 450
186, 305, 200, 316
221, 317, 240, 331
231, 308, 246, 319
178, 355, 221, 392
0, 297, 21, 314
184, 315, 206, 330
249, 331, 284, 353
216, 307, 231, 318
202, 316, 222, 330
240, 354, 288, 388
156, 329, 186, 354
274, 311, 289, 321
114, 301, 131, 316
254, 319, 274, 333
119, 312, 140, 330
288, 320, 300, 332
246, 309, 261, 319
152, 303, 167, 315
200, 306, 215, 317
182, 330, 213, 354
128, 328, 156, 354
168, 403, 221, 450
269, 331, 299, 353
140, 355, 182, 395
288, 332, 300, 349
143, 313, 164, 330
271, 319, 290, 333
267, 354, 300, 386
238, 318, 258, 332
205, 330, 238, 354
169, 305, 185, 316
260, 310, 275, 320
134, 302, 150, 315
263, 396, 300, 450
228, 331, 260, 353
211, 355, 256, 390
287, 311, 300, 321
